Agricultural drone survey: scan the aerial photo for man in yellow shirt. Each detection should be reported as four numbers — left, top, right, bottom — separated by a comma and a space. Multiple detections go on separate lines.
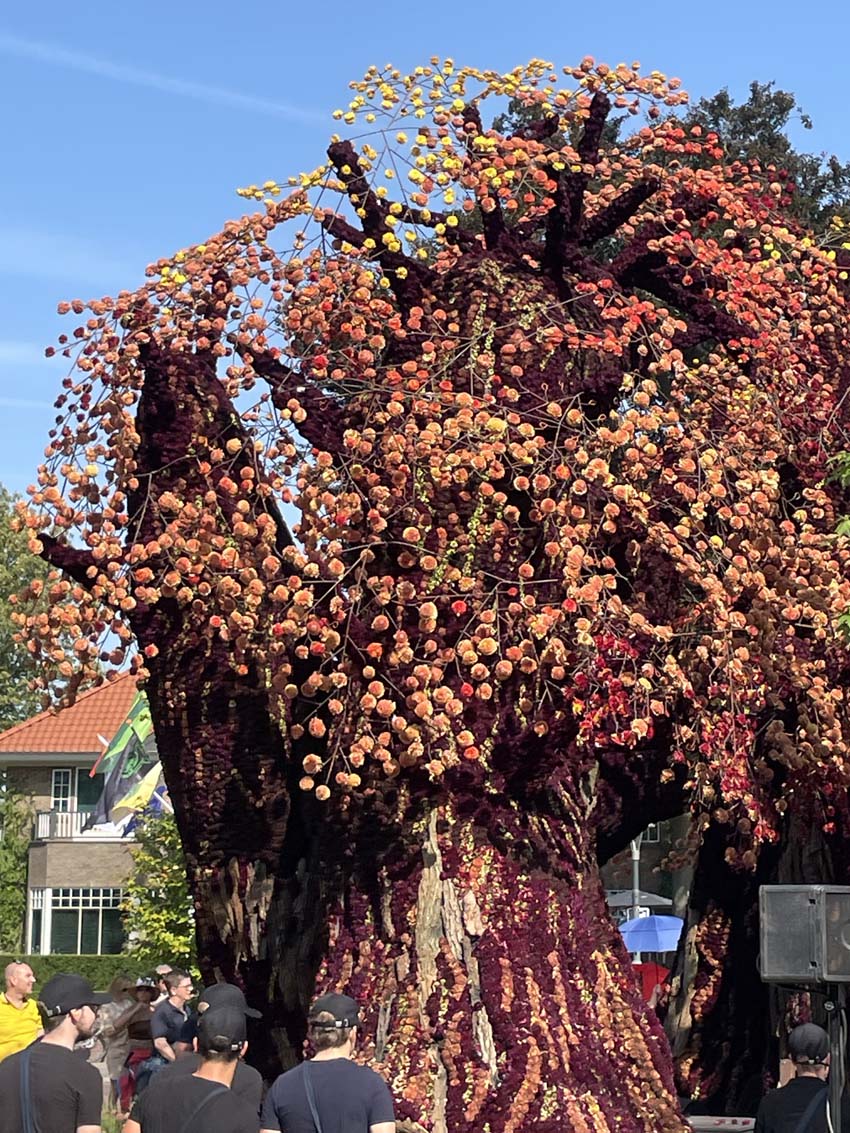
0, 961, 42, 1061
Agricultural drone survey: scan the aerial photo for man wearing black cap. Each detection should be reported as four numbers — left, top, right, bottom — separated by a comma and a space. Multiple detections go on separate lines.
261, 993, 395, 1133
0, 972, 111, 1133
124, 983, 263, 1133
133, 1005, 258, 1132
755, 1022, 850, 1133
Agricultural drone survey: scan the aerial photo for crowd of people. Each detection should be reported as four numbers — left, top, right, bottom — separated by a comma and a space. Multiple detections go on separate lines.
4, 956, 850, 1132
0, 960, 395, 1133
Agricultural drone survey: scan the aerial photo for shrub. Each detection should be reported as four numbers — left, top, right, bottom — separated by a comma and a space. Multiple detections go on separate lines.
0, 953, 146, 991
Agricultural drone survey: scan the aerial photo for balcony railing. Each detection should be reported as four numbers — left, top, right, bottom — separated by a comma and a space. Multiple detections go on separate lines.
34, 811, 130, 841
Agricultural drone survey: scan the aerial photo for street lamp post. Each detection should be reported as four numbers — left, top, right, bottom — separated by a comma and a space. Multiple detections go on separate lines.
630, 833, 643, 963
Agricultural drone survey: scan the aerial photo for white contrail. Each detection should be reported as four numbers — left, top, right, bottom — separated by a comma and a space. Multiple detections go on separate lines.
0, 342, 45, 365
0, 32, 327, 124
0, 226, 141, 286
0, 397, 57, 410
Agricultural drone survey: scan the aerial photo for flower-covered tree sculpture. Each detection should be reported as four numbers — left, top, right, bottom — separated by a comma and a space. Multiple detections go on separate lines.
15, 58, 850, 1131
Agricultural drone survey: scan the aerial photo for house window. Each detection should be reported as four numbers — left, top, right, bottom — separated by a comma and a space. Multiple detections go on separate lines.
76, 771, 104, 814
50, 888, 124, 954
643, 822, 661, 844
29, 889, 44, 954
51, 769, 73, 812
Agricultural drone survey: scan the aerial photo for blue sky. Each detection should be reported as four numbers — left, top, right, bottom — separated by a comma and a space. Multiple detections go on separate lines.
1, 0, 848, 495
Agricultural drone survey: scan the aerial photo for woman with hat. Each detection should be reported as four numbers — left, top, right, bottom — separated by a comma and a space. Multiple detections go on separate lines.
113, 976, 158, 1115
96, 974, 136, 1108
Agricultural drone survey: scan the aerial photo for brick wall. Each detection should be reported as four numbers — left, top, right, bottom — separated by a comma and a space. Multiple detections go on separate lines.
28, 842, 134, 889
6, 765, 53, 811
40, 842, 134, 888
27, 842, 47, 887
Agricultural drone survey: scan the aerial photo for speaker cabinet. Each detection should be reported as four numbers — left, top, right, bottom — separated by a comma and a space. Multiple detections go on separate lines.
759, 885, 850, 983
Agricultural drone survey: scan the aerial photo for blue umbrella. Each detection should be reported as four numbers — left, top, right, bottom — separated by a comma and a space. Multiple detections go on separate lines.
619, 914, 683, 953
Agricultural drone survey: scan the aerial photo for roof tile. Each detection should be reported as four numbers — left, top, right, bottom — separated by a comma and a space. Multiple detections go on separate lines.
0, 673, 139, 753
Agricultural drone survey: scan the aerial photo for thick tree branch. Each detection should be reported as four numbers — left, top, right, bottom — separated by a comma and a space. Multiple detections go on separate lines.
541, 170, 574, 290
563, 90, 611, 240
241, 347, 347, 462
321, 209, 477, 255
581, 177, 661, 246
463, 104, 508, 251
630, 265, 751, 345
319, 213, 368, 250
134, 341, 295, 556
326, 141, 434, 309
539, 92, 612, 283
37, 535, 97, 588
608, 192, 714, 280
397, 205, 479, 250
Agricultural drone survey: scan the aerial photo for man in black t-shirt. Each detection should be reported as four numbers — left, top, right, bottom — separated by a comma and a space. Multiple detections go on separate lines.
138, 968, 195, 1093
151, 970, 195, 1062
0, 972, 111, 1133
135, 1005, 258, 1133
755, 1023, 850, 1133
261, 993, 395, 1133
125, 983, 263, 1132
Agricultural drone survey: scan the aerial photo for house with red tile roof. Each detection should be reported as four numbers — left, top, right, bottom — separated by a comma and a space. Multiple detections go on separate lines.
0, 673, 144, 955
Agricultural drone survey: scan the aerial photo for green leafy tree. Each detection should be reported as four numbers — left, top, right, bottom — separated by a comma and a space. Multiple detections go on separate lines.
681, 81, 850, 228
0, 485, 48, 730
0, 775, 33, 952
122, 810, 195, 969
494, 80, 850, 232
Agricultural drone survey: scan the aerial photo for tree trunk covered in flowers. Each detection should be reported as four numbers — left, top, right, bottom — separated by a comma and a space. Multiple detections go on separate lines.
133, 611, 685, 1128
148, 670, 685, 1131
19, 56, 850, 1132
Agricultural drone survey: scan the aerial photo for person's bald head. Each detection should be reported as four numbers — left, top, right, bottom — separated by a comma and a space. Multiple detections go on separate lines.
5, 962, 35, 998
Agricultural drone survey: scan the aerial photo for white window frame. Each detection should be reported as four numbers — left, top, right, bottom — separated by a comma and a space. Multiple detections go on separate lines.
27, 888, 46, 954
48, 887, 124, 954
643, 822, 661, 844
51, 768, 74, 812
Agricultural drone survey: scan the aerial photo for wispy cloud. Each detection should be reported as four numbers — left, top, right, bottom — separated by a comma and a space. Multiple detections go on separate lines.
0, 31, 327, 124
0, 397, 56, 410
0, 341, 48, 366
0, 226, 143, 287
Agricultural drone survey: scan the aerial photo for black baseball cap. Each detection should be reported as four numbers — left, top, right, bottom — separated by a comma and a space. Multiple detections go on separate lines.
789, 1023, 830, 1064
309, 993, 360, 1028
198, 982, 261, 1019
40, 974, 111, 1017
197, 1005, 247, 1053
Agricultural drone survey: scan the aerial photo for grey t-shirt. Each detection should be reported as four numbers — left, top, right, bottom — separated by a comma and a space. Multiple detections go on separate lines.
261, 1059, 394, 1133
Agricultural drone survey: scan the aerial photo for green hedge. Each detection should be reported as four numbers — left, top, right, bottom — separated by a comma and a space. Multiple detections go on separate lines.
0, 954, 149, 991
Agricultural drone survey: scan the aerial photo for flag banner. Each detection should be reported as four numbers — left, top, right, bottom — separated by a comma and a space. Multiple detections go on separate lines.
121, 768, 173, 837
84, 693, 159, 830
91, 692, 154, 776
